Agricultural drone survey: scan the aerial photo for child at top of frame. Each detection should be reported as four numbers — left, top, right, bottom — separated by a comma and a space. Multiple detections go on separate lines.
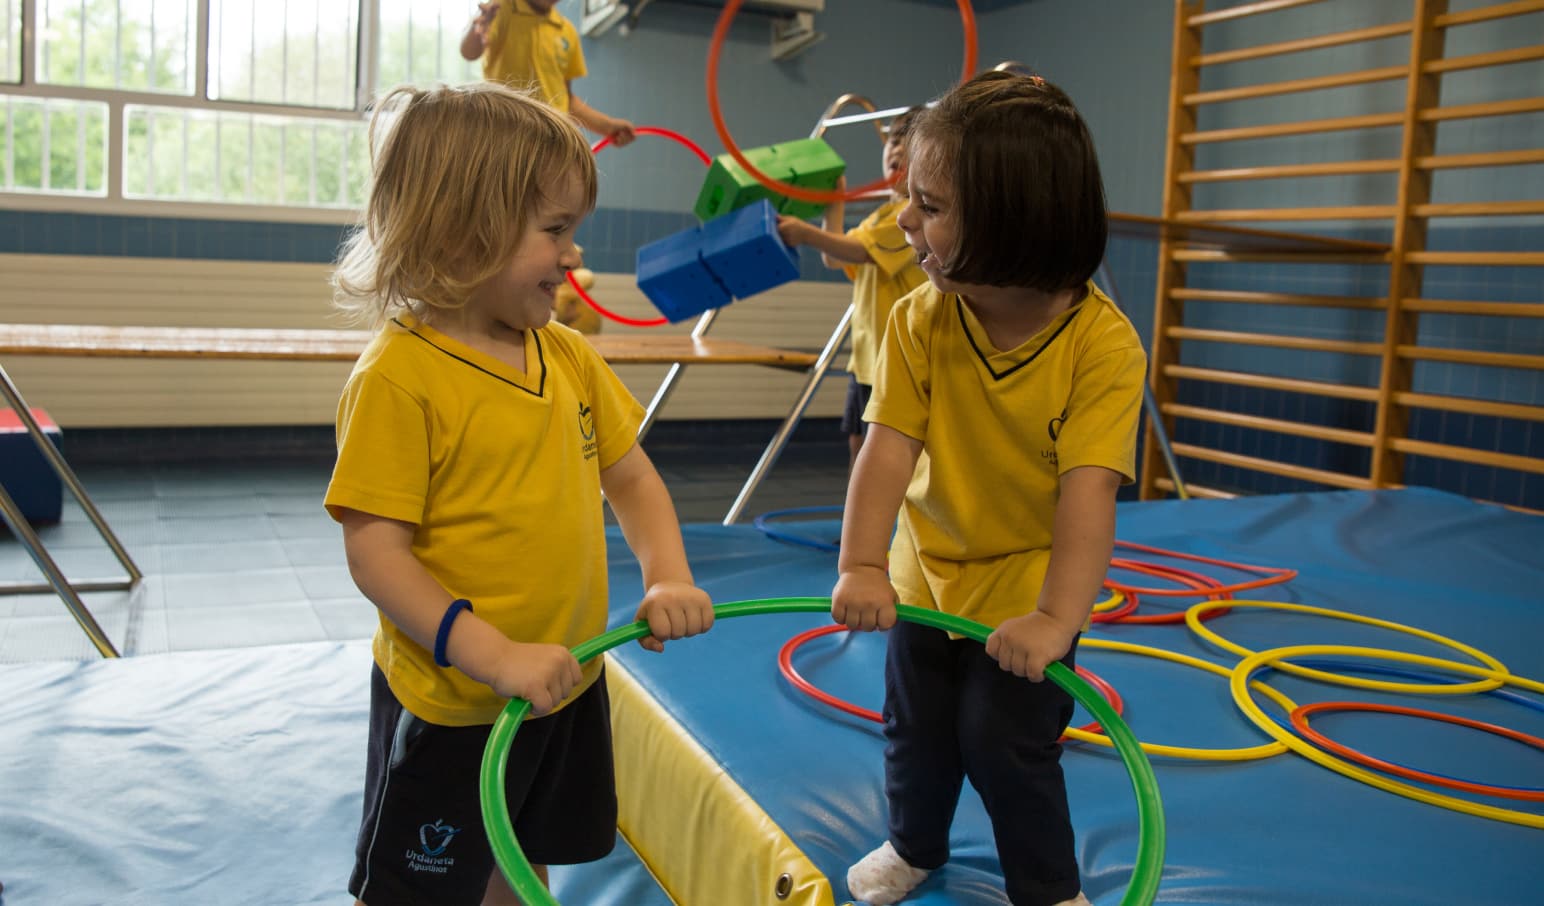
327, 81, 713, 906
777, 107, 929, 470
460, 1, 637, 147
831, 70, 1145, 906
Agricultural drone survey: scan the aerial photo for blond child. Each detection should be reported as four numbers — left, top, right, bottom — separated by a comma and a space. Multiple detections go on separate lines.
833, 72, 1145, 906
777, 108, 928, 468
328, 82, 712, 905
460, 1, 636, 146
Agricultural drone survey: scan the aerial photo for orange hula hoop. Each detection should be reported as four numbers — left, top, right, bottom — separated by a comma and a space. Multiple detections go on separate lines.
705, 0, 978, 205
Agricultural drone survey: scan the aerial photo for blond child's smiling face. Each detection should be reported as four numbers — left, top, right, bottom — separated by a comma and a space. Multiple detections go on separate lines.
467, 169, 588, 332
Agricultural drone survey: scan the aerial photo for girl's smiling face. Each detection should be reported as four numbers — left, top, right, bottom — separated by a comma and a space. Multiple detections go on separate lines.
896, 144, 962, 293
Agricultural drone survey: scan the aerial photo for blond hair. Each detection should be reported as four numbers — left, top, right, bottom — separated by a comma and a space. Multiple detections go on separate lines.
333, 82, 598, 326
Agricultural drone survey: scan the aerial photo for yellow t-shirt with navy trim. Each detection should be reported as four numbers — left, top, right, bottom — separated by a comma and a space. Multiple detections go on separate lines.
865, 281, 1145, 630
482, 0, 587, 113
842, 196, 928, 385
325, 316, 643, 726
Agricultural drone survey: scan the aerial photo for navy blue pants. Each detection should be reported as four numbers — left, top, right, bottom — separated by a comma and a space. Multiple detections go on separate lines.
882, 620, 1080, 906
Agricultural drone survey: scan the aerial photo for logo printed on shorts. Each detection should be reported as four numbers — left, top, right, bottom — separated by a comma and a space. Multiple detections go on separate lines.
419, 819, 460, 856
405, 819, 461, 874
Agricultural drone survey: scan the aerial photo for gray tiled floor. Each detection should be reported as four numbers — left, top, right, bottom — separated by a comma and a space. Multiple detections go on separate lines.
0, 444, 849, 663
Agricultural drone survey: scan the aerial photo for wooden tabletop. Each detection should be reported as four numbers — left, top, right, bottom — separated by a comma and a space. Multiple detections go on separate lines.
0, 323, 821, 369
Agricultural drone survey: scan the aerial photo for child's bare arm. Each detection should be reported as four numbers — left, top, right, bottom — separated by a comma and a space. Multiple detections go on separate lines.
985, 465, 1120, 680
600, 445, 714, 651
833, 424, 921, 630
339, 507, 581, 713
459, 2, 499, 60
569, 93, 636, 146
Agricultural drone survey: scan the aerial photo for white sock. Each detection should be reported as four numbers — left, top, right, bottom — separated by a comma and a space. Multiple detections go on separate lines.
847, 841, 930, 905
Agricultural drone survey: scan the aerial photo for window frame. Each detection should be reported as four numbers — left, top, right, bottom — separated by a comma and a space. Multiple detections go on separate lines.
1, 0, 394, 224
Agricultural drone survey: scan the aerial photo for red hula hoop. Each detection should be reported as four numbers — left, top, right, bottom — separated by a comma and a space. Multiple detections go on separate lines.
706, 0, 978, 205
578, 126, 715, 328
778, 623, 1122, 742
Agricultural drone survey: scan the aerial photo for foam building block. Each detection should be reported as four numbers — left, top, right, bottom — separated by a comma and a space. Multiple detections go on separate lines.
637, 200, 800, 323
0, 408, 63, 525
692, 137, 845, 222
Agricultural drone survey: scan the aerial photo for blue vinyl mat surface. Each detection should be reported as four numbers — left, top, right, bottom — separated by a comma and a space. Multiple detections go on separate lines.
1, 488, 1539, 905
606, 488, 1544, 905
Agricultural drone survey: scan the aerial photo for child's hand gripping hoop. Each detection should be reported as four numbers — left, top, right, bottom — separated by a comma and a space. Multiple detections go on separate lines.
479, 597, 1166, 906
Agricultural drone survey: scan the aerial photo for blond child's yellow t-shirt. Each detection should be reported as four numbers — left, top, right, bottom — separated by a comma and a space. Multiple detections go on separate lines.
325, 316, 643, 726
865, 281, 1146, 630
842, 196, 929, 385
482, 0, 587, 113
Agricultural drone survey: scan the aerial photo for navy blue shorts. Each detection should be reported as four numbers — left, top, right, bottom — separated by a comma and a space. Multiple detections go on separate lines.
842, 377, 873, 437
348, 664, 617, 906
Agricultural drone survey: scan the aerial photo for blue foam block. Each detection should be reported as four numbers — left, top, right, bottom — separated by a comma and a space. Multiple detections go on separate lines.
636, 228, 732, 323
0, 408, 63, 525
701, 200, 801, 299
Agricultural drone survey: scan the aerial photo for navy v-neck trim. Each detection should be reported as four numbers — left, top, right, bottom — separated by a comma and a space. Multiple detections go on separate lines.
955, 296, 1081, 381
393, 318, 547, 398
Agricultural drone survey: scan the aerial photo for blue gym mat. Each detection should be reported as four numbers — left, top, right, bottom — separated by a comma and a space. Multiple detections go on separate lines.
605, 488, 1544, 905
1, 488, 1538, 904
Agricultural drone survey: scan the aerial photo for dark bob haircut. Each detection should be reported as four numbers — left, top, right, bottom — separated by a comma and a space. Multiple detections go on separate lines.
908, 70, 1107, 293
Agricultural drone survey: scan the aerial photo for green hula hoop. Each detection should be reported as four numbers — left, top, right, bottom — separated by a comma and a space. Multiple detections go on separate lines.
480, 598, 1166, 905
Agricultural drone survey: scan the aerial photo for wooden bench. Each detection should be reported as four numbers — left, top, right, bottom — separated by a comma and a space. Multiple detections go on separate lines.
0, 314, 843, 658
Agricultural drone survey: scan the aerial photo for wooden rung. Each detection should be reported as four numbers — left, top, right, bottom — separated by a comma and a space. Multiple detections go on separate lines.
1411, 200, 1544, 218
1393, 391, 1544, 422
1188, 0, 1327, 27
1111, 212, 1389, 252
1420, 96, 1544, 122
1154, 477, 1237, 500
1172, 248, 1391, 264
1402, 298, 1544, 318
1416, 149, 1544, 170
1184, 65, 1405, 105
1424, 44, 1544, 73
1168, 326, 1384, 356
1434, 0, 1544, 29
1163, 364, 1381, 401
1390, 438, 1544, 475
1180, 159, 1401, 183
1406, 251, 1544, 266
1173, 288, 1386, 310
1396, 344, 1544, 370
1182, 111, 1404, 144
1171, 443, 1373, 489
1193, 22, 1412, 67
1175, 205, 1397, 222
1161, 402, 1376, 446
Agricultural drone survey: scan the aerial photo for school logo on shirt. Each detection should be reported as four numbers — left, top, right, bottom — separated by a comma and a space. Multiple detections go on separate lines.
405, 819, 460, 874
1043, 406, 1067, 467
579, 401, 598, 459
560, 36, 571, 53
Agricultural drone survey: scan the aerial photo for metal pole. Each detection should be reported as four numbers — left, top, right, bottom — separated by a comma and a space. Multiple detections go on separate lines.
0, 363, 144, 581
0, 483, 120, 657
723, 304, 853, 525
636, 307, 721, 443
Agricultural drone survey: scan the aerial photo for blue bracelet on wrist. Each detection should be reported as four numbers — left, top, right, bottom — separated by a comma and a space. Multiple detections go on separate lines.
433, 599, 474, 668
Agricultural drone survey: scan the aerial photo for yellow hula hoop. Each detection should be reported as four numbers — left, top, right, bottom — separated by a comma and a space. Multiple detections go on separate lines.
1062, 638, 1296, 761
1230, 644, 1544, 829
1185, 599, 1515, 695
1092, 590, 1126, 614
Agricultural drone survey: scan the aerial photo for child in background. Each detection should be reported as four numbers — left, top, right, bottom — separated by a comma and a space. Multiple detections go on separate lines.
832, 71, 1145, 906
461, 1, 636, 146
328, 82, 712, 905
777, 108, 928, 468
